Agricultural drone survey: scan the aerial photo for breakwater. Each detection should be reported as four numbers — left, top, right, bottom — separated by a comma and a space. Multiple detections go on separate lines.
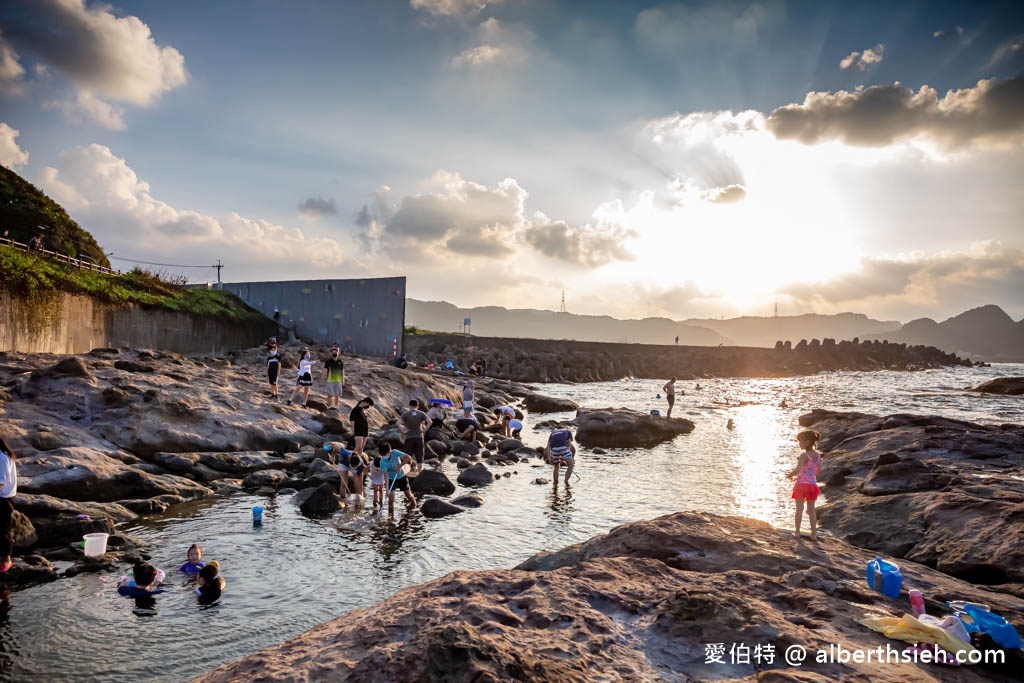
404, 334, 973, 382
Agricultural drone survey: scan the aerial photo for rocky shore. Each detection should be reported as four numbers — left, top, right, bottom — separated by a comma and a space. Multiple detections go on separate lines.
405, 334, 974, 383
196, 511, 1024, 682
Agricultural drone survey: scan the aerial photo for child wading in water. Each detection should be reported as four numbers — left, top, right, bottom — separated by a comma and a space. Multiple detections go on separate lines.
787, 429, 822, 540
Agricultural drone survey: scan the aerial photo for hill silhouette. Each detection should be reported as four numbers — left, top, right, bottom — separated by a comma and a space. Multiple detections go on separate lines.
0, 165, 108, 267
867, 305, 1024, 362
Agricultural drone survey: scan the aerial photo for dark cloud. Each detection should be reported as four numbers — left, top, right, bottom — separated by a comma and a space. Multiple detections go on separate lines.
524, 218, 636, 266
298, 196, 337, 218
766, 75, 1024, 148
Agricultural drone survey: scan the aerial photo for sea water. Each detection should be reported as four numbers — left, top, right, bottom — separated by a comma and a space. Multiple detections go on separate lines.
1, 364, 1021, 681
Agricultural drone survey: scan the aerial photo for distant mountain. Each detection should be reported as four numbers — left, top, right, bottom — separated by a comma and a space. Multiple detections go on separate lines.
406, 300, 728, 346
866, 305, 1024, 362
685, 313, 901, 348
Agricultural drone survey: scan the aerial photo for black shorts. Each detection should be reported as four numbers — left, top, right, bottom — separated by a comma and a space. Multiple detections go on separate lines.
354, 426, 369, 438
268, 366, 279, 385
667, 393, 675, 407
389, 476, 410, 492
404, 437, 425, 463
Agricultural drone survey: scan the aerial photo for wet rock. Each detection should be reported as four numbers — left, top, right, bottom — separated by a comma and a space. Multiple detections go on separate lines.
410, 470, 456, 496
497, 438, 523, 453
0, 556, 59, 587
420, 498, 465, 518
295, 483, 340, 517
592, 447, 607, 455
456, 463, 494, 487
242, 469, 288, 490
451, 442, 480, 457
455, 458, 471, 470
972, 377, 1024, 395
523, 393, 578, 413
575, 409, 695, 448
532, 478, 550, 485
451, 493, 484, 508
11, 511, 37, 548
427, 439, 450, 456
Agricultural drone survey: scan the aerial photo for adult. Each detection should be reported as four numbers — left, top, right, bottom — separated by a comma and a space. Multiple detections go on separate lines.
455, 415, 479, 441
394, 355, 409, 369
349, 397, 373, 457
462, 380, 474, 417
0, 437, 17, 572
662, 377, 678, 418
545, 428, 576, 485
674, 335, 679, 345
287, 349, 316, 407
323, 345, 345, 410
273, 307, 280, 324
265, 344, 281, 400
400, 399, 429, 466
325, 442, 351, 497
476, 358, 487, 377
508, 418, 523, 440
496, 406, 515, 437
427, 402, 446, 431
378, 442, 416, 515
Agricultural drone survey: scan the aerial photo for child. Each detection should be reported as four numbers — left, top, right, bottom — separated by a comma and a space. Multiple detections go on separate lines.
378, 442, 416, 516
179, 543, 205, 574
117, 561, 166, 598
369, 450, 386, 509
508, 419, 523, 440
195, 562, 226, 605
266, 345, 281, 399
287, 349, 317, 407
787, 429, 823, 540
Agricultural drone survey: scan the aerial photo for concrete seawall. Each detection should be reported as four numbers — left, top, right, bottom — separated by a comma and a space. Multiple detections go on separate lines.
0, 290, 276, 355
404, 334, 973, 382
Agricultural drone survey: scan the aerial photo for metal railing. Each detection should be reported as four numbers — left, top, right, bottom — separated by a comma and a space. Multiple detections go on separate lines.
0, 236, 121, 276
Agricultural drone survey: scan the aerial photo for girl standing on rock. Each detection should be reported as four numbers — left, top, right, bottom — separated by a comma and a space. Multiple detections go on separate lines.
266, 345, 281, 399
0, 437, 16, 572
287, 349, 317, 407
462, 380, 474, 417
787, 429, 822, 540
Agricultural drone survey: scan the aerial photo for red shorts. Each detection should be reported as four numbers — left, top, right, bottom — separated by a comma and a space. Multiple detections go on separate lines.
792, 482, 819, 501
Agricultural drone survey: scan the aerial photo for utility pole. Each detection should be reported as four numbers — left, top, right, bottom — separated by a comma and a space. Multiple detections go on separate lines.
215, 260, 223, 288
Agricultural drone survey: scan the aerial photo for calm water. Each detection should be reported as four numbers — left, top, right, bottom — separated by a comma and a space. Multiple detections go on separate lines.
2, 364, 1022, 682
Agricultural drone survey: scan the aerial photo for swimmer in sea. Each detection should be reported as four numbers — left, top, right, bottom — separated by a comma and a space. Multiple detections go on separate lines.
179, 543, 205, 574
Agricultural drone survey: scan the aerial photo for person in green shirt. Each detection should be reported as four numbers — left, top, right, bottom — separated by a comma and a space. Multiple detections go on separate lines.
323, 345, 345, 410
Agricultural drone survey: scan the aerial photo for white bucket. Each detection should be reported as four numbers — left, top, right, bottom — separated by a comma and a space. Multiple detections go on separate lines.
83, 532, 109, 557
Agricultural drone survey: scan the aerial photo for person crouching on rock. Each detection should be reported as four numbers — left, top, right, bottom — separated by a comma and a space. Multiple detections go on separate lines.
786, 429, 822, 541
378, 442, 416, 516
287, 349, 317, 407
455, 415, 479, 442
0, 437, 17, 573
545, 428, 576, 486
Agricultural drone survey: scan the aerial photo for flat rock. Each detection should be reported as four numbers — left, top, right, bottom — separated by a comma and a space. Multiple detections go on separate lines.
575, 408, 695, 448
972, 377, 1024, 395
523, 393, 578, 413
196, 511, 1024, 683
242, 469, 288, 489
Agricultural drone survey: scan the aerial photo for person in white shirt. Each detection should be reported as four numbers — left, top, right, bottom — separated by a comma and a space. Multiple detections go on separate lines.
0, 436, 18, 573
287, 349, 317, 407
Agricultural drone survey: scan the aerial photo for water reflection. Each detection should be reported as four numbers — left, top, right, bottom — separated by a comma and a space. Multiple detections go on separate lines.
730, 405, 790, 521
545, 482, 576, 536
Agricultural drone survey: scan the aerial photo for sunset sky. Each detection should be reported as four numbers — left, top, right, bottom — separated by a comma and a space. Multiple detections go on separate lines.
1, 0, 1022, 321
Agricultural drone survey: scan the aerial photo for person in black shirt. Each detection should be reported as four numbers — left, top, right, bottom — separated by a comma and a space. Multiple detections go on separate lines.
349, 397, 373, 457
266, 346, 281, 399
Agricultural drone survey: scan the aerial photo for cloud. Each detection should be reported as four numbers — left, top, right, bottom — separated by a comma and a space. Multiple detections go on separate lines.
409, 0, 499, 17
452, 44, 503, 69
523, 214, 637, 266
839, 43, 884, 71
356, 171, 637, 265
985, 33, 1024, 70
297, 196, 338, 219
37, 144, 345, 271
932, 26, 966, 41
766, 75, 1024, 149
44, 89, 126, 130
0, 31, 25, 94
705, 184, 746, 204
2, 0, 187, 128
635, 1, 785, 59
0, 123, 29, 168
780, 242, 1024, 318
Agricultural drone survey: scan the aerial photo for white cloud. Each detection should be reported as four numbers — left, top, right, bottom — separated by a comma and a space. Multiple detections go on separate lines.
766, 75, 1024, 149
985, 33, 1024, 70
0, 31, 25, 94
839, 43, 884, 71
0, 123, 30, 168
410, 0, 500, 18
37, 144, 345, 271
44, 90, 126, 130
452, 44, 503, 69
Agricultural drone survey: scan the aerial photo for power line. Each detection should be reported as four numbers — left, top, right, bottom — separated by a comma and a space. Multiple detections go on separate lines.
109, 255, 220, 269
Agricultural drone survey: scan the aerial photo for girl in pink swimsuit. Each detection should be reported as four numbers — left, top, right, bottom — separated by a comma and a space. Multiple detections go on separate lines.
786, 429, 822, 540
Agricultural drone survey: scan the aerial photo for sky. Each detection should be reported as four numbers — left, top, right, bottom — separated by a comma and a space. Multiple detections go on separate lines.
1, 0, 1023, 323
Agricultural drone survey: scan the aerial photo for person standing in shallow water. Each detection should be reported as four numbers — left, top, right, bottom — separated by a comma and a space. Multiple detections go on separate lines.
0, 437, 17, 573
662, 377, 678, 418
545, 427, 576, 486
787, 429, 823, 540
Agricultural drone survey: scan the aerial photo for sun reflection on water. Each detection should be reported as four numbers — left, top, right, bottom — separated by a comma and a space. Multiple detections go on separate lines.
728, 405, 793, 521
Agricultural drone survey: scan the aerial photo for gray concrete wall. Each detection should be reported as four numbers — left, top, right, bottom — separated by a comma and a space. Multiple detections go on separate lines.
0, 290, 275, 355
220, 277, 406, 357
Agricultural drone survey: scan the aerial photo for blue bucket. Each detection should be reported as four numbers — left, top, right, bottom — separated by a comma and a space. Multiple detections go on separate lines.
866, 557, 902, 598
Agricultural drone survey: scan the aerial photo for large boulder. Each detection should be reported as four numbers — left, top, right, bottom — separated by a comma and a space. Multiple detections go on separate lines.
972, 377, 1024, 395
410, 470, 456, 496
497, 439, 522, 453
523, 393, 578, 413
11, 511, 37, 548
456, 463, 493, 487
574, 409, 695, 448
420, 498, 465, 518
295, 483, 340, 517
242, 469, 288, 490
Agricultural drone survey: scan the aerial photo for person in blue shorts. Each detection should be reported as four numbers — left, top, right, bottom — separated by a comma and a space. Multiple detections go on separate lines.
545, 428, 576, 485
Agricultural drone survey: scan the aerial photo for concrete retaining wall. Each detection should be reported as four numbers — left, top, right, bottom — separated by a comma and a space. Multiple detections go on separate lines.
0, 290, 275, 355
219, 277, 406, 357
